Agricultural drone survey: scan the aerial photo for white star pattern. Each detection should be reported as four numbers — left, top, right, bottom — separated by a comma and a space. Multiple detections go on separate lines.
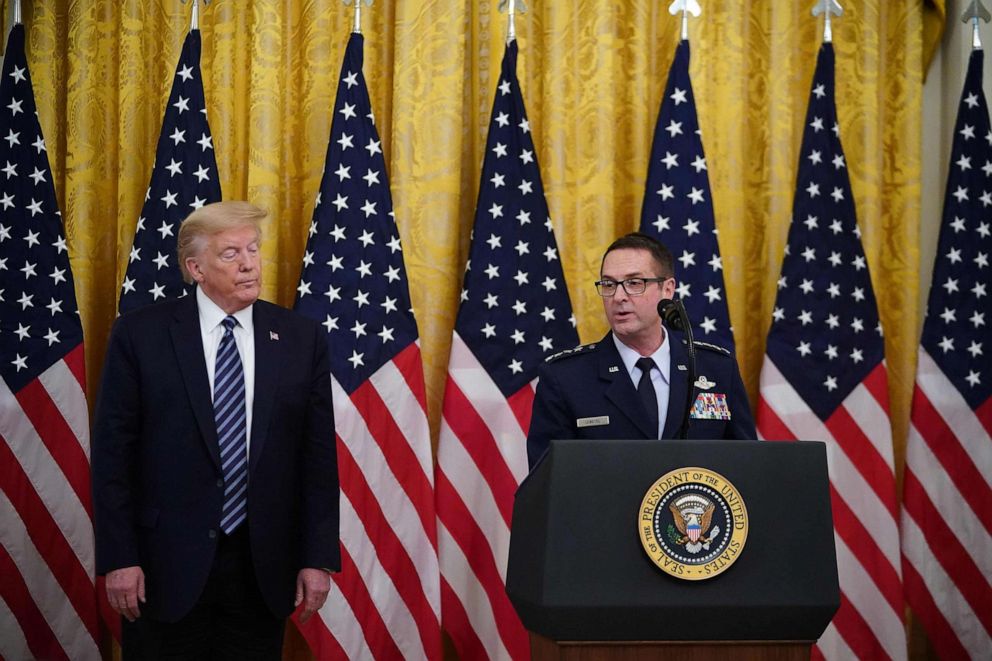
764, 45, 887, 412
291, 36, 423, 392
444, 45, 578, 391
118, 33, 222, 312
1, 28, 87, 388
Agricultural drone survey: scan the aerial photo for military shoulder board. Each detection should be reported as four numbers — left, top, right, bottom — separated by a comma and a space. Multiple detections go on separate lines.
692, 340, 731, 357
545, 342, 597, 363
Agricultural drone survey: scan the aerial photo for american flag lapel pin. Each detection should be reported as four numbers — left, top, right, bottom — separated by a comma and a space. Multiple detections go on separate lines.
270, 331, 279, 341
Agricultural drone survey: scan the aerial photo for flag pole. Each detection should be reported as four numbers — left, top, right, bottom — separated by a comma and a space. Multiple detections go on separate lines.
507, 0, 516, 44
961, 0, 991, 50
13, 0, 21, 25
812, 0, 843, 44
667, 0, 701, 42
499, 0, 525, 45
345, 0, 372, 35
180, 0, 210, 31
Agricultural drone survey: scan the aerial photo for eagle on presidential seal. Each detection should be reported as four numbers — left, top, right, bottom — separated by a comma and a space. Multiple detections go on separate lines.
669, 494, 721, 554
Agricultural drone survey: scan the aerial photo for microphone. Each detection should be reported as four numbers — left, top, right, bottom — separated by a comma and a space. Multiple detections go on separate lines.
657, 298, 686, 331
657, 298, 695, 440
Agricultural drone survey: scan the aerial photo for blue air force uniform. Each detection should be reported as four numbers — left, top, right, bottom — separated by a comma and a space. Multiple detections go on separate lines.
527, 330, 757, 468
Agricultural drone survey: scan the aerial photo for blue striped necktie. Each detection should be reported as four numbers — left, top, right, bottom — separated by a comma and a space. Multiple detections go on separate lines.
215, 315, 248, 534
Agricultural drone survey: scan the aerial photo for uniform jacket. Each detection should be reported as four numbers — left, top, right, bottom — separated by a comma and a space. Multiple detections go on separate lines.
527, 330, 756, 468
91, 293, 340, 622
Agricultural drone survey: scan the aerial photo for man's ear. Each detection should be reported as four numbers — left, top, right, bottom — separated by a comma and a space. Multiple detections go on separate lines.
186, 257, 204, 283
663, 277, 677, 299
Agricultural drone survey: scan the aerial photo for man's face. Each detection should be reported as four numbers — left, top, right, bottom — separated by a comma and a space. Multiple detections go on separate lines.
186, 225, 261, 314
600, 247, 676, 351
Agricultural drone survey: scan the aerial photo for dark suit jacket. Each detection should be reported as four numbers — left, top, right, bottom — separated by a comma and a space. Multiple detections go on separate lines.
92, 293, 340, 622
527, 330, 756, 468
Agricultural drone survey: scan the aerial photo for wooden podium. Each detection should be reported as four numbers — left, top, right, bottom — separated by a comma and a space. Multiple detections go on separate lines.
506, 439, 839, 660
529, 635, 811, 661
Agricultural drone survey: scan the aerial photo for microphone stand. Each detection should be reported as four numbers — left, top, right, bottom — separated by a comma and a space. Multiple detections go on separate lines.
658, 299, 695, 440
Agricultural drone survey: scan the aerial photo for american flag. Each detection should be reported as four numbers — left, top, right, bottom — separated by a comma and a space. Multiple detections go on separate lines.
756, 44, 906, 660
639, 39, 733, 349
118, 28, 221, 313
292, 33, 441, 660
0, 23, 101, 660
435, 40, 578, 660
901, 48, 992, 659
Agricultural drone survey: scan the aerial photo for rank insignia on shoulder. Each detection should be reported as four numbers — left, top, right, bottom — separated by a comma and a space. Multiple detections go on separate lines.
546, 342, 596, 363
692, 340, 731, 356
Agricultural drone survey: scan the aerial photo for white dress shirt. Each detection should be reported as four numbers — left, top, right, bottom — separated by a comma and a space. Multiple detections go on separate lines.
613, 330, 672, 439
197, 286, 255, 455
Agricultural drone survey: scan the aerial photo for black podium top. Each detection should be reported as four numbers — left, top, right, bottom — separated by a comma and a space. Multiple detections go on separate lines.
506, 439, 839, 641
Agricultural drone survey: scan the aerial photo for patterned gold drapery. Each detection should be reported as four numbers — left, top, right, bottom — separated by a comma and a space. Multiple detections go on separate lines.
20, 0, 940, 465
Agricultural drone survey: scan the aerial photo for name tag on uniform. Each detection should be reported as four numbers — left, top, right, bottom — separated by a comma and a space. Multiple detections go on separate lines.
577, 416, 610, 428
690, 393, 731, 420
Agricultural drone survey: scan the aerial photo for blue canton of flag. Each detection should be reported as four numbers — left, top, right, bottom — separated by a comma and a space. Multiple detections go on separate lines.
920, 50, 991, 408
293, 33, 418, 394
764, 44, 883, 421
1, 25, 84, 392
456, 40, 578, 396
639, 40, 733, 349
118, 29, 221, 313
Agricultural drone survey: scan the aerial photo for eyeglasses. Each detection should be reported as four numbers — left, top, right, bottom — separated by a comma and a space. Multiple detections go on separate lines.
594, 277, 671, 297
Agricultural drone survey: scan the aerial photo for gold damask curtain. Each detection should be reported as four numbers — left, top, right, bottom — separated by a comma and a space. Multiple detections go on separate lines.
17, 0, 940, 488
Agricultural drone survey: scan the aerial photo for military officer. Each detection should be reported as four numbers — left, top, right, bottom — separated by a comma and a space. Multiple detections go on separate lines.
527, 232, 756, 469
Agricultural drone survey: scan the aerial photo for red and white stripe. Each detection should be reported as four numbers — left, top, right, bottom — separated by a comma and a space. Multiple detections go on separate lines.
0, 344, 101, 660
901, 347, 992, 659
435, 332, 532, 661
294, 342, 441, 660
757, 357, 906, 661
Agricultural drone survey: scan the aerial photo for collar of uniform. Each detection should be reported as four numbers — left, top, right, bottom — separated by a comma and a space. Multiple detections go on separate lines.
611, 330, 671, 385
195, 285, 254, 335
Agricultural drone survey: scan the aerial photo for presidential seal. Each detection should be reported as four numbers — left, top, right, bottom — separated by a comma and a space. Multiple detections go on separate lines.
637, 467, 748, 580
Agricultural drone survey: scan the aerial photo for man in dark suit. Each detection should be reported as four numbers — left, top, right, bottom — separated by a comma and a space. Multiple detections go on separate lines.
527, 232, 756, 468
92, 201, 339, 659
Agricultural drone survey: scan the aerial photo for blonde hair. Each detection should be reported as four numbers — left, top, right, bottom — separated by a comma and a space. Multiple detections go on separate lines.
177, 201, 266, 283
